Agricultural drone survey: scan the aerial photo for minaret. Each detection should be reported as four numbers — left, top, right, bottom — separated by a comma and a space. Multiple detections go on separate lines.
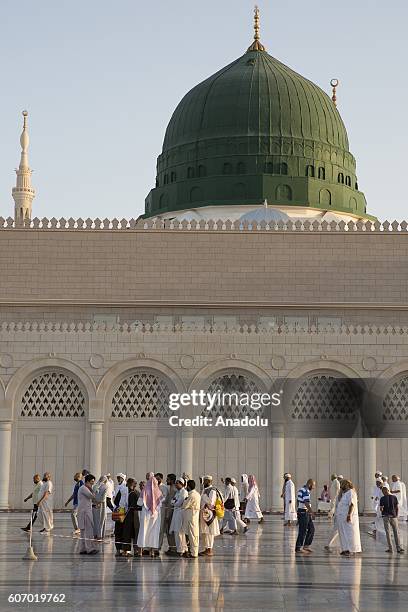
12, 110, 35, 224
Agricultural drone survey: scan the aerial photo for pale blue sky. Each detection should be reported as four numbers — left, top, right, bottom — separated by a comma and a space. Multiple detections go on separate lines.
0, 0, 407, 220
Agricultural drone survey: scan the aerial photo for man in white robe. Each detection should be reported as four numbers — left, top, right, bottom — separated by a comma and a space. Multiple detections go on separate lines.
182, 479, 201, 557
137, 472, 164, 557
390, 475, 408, 521
199, 475, 220, 556
169, 477, 188, 556
93, 475, 108, 539
282, 473, 297, 526
37, 473, 54, 533
221, 477, 237, 534
78, 473, 99, 555
155, 472, 168, 550
337, 479, 361, 555
328, 474, 340, 520
231, 478, 247, 534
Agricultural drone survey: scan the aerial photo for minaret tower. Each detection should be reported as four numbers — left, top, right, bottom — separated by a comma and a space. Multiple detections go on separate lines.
12, 110, 35, 224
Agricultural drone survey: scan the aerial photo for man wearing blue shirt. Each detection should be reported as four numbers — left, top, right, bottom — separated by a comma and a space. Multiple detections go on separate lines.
64, 472, 84, 535
295, 479, 315, 554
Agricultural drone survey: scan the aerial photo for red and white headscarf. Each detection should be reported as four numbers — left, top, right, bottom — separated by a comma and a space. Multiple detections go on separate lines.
143, 472, 163, 514
248, 474, 258, 492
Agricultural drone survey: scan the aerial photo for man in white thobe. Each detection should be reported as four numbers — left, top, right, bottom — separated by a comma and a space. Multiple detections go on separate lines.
169, 477, 188, 556
221, 477, 237, 534
37, 473, 54, 533
391, 475, 408, 521
155, 472, 168, 550
328, 474, 340, 520
231, 478, 247, 534
137, 472, 164, 557
78, 474, 99, 555
282, 473, 297, 526
182, 479, 201, 557
199, 475, 220, 556
325, 476, 342, 551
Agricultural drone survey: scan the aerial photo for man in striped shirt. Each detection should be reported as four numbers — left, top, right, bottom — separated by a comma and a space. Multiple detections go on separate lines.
295, 479, 316, 554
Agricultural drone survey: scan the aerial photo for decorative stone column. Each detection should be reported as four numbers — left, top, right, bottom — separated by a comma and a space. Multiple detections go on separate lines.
363, 437, 376, 513
180, 429, 194, 478
89, 422, 103, 478
0, 423, 12, 508
270, 424, 285, 512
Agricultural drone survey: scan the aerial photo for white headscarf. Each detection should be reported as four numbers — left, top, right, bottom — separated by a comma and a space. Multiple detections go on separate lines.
114, 473, 129, 509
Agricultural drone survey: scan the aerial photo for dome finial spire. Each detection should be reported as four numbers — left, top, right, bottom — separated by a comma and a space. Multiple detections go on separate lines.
247, 5, 266, 52
330, 79, 339, 107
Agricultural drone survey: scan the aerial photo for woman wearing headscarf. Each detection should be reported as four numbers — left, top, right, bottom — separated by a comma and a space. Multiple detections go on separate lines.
93, 475, 108, 539
336, 479, 362, 556
113, 473, 129, 557
137, 472, 164, 557
244, 475, 263, 524
120, 478, 140, 557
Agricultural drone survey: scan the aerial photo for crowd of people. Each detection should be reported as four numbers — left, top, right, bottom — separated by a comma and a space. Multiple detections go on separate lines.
21, 471, 263, 558
21, 468, 407, 558
280, 471, 407, 556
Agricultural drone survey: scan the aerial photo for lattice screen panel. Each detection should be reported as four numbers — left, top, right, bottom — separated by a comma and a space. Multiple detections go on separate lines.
291, 375, 358, 420
202, 373, 261, 418
383, 378, 408, 421
20, 371, 86, 417
111, 371, 172, 418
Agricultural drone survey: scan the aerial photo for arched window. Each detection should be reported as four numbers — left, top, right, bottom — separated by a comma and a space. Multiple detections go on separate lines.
237, 162, 246, 174
202, 372, 263, 418
223, 162, 232, 175
280, 162, 288, 175
338, 172, 344, 184
265, 162, 274, 174
291, 375, 359, 420
319, 189, 332, 207
159, 193, 168, 209
170, 171, 177, 183
190, 186, 202, 203
164, 174, 169, 185
276, 184, 293, 201
20, 371, 86, 418
318, 167, 325, 180
355, 182, 359, 191
349, 197, 357, 210
111, 371, 172, 418
198, 165, 206, 177
306, 165, 315, 178
383, 377, 408, 421
345, 176, 351, 187
233, 183, 246, 198
155, 177, 159, 187
187, 167, 195, 179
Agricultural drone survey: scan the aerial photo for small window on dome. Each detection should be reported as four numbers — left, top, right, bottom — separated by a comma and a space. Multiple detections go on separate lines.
237, 162, 245, 174
170, 172, 177, 183
280, 162, 288, 175
164, 174, 169, 185
155, 177, 159, 187
355, 182, 359, 190
338, 172, 344, 184
318, 167, 325, 180
306, 165, 315, 178
345, 176, 351, 187
223, 163, 232, 175
265, 162, 273, 174
198, 165, 206, 177
187, 167, 195, 179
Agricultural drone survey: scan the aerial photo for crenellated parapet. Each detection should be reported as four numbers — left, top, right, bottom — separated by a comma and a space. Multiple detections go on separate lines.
1, 320, 408, 335
0, 216, 406, 233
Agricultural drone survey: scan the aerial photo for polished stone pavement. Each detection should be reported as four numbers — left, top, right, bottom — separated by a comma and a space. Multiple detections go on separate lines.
0, 514, 407, 611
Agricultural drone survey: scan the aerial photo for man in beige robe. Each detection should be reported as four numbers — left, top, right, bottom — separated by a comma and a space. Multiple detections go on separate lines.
182, 479, 201, 558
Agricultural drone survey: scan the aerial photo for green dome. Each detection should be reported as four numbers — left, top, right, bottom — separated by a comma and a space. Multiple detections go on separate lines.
145, 46, 367, 218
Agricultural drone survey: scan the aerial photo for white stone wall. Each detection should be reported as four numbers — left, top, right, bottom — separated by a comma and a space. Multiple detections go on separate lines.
1, 321, 408, 510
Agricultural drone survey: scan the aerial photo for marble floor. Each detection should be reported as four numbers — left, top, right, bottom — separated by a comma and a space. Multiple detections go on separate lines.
0, 514, 407, 611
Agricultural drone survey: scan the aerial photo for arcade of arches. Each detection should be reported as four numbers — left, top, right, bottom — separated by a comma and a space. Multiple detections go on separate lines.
2, 360, 408, 512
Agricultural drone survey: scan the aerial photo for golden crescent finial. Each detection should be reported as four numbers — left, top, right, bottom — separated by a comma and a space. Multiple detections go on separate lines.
247, 5, 266, 52
330, 79, 339, 107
